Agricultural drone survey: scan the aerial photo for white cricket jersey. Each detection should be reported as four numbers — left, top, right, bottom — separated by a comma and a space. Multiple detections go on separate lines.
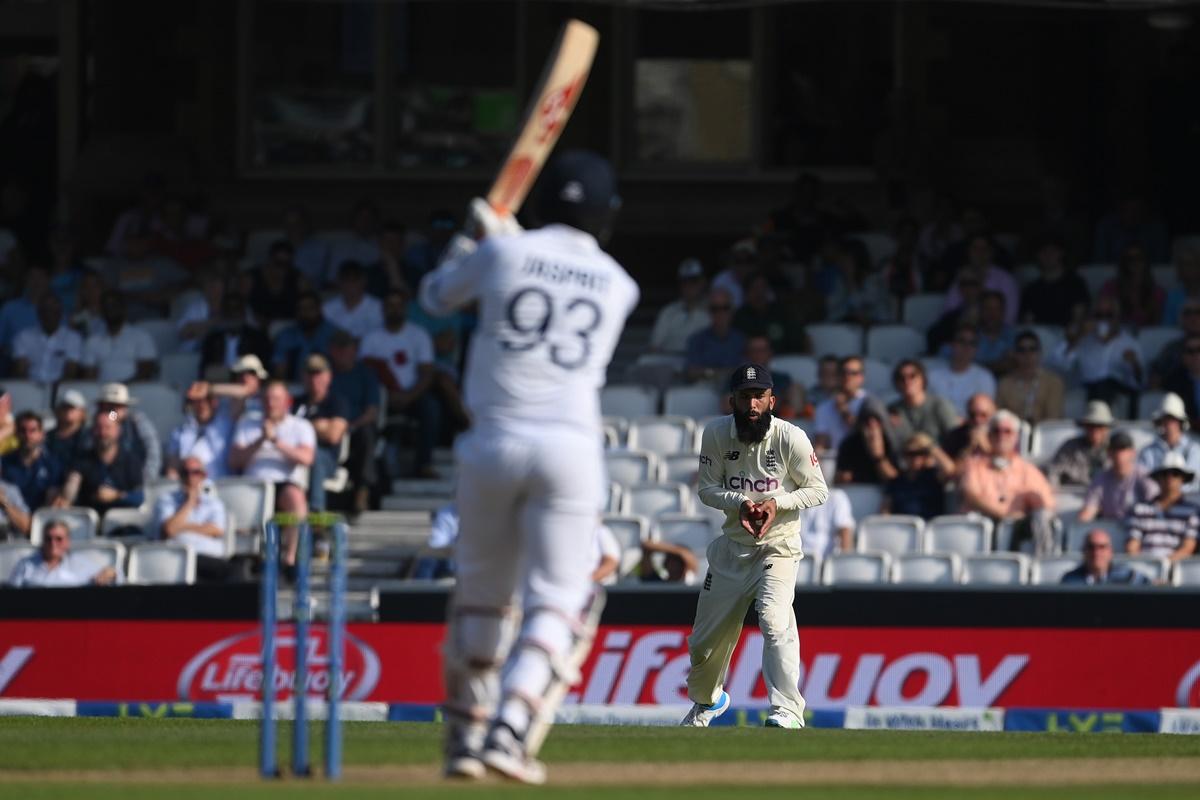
419, 224, 639, 436
697, 415, 829, 552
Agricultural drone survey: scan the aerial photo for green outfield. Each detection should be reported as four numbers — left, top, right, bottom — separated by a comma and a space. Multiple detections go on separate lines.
1, 718, 1199, 799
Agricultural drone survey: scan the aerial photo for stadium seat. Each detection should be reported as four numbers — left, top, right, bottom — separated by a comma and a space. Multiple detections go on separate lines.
1112, 555, 1171, 584
962, 553, 1030, 585
924, 515, 994, 555
602, 514, 651, 551
0, 542, 35, 583
806, 324, 863, 358
1032, 555, 1080, 585
1137, 391, 1167, 421
136, 319, 180, 356
160, 351, 201, 390
603, 416, 629, 447
663, 385, 721, 419
5, 380, 49, 416
891, 552, 962, 584
856, 514, 924, 555
659, 452, 700, 485
1137, 327, 1180, 364
1027, 325, 1064, 358
627, 416, 697, 455
1126, 425, 1155, 454
72, 540, 127, 580
129, 382, 185, 445
861, 357, 893, 395
902, 293, 946, 332
601, 385, 659, 419
606, 483, 624, 514
1078, 264, 1116, 297
1054, 490, 1086, 521
30, 507, 100, 546
655, 513, 717, 575
214, 477, 275, 537
606, 450, 660, 486
602, 423, 621, 449
128, 542, 196, 585
795, 555, 821, 585
1029, 419, 1080, 464
847, 231, 896, 266
1063, 518, 1128, 554
101, 507, 152, 539
820, 551, 892, 585
144, 478, 180, 512
1061, 387, 1087, 421
840, 484, 885, 518
1171, 558, 1200, 586
865, 325, 926, 363
624, 483, 691, 517
771, 354, 817, 389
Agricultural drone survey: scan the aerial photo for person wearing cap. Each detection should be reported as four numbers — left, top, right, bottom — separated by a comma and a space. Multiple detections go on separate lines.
79, 289, 157, 383
1045, 400, 1114, 488
11, 291, 82, 385
1061, 529, 1149, 586
1, 411, 63, 511
1078, 431, 1158, 523
293, 354, 349, 513
883, 432, 954, 520
1138, 392, 1200, 494
684, 287, 747, 386
206, 353, 269, 422
1125, 451, 1199, 561
47, 389, 88, 464
323, 259, 383, 341
328, 330, 380, 514
418, 150, 638, 781
89, 382, 160, 482
166, 381, 233, 481
270, 291, 336, 381
745, 336, 797, 418
649, 257, 710, 354
198, 289, 272, 380
959, 409, 1057, 554
995, 330, 1065, 425
733, 272, 811, 354
683, 362, 827, 732
55, 408, 145, 516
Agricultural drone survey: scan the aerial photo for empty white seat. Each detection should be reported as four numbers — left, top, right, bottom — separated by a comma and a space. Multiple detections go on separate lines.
795, 555, 821, 585
1030, 420, 1081, 464
30, 507, 100, 546
866, 325, 926, 363
1112, 555, 1170, 583
663, 385, 721, 419
606, 483, 623, 514
1172, 558, 1200, 586
101, 507, 152, 539
128, 542, 196, 584
1063, 518, 1128, 554
1078, 264, 1116, 297
656, 513, 717, 575
0, 543, 36, 583
659, 452, 700, 485
1054, 491, 1086, 520
1137, 327, 1180, 364
821, 551, 892, 585
807, 323, 863, 359
1137, 391, 1167, 421
4, 380, 49, 416
771, 354, 817, 389
602, 416, 629, 447
54, 380, 102, 409
605, 450, 660, 486
902, 293, 946, 332
1027, 325, 1065, 358
601, 514, 650, 551
602, 423, 621, 449
840, 484, 885, 518
214, 477, 275, 536
1061, 387, 1087, 421
601, 385, 659, 419
624, 483, 691, 517
892, 552, 961, 584
160, 351, 201, 390
924, 515, 994, 555
856, 514, 924, 555
861, 357, 893, 396
129, 382, 185, 445
1032, 556, 1081, 585
72, 540, 127, 580
627, 416, 697, 455
962, 553, 1030, 585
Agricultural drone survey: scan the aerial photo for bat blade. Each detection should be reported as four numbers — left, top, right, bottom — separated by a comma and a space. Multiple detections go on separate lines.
486, 19, 599, 217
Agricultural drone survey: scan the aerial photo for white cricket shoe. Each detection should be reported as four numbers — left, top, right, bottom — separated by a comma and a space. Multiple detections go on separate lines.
443, 723, 486, 780
680, 690, 731, 727
480, 724, 547, 785
763, 710, 803, 729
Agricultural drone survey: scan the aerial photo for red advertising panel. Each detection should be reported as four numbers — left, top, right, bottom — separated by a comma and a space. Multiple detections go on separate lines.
2, 621, 1199, 709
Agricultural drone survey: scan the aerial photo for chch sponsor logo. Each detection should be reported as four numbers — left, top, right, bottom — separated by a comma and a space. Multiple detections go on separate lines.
727, 474, 780, 493
177, 626, 380, 703
698, 454, 712, 467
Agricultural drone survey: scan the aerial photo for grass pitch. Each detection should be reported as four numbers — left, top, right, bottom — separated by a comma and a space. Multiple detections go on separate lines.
1, 718, 1198, 798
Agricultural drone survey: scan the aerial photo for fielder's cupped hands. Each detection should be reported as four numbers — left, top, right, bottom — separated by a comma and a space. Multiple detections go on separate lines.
739, 498, 778, 539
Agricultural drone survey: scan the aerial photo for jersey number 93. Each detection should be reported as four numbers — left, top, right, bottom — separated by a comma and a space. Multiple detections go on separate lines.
498, 286, 603, 370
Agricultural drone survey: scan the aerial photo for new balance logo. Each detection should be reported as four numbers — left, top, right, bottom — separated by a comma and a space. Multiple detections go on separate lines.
763, 563, 773, 571
724, 451, 740, 461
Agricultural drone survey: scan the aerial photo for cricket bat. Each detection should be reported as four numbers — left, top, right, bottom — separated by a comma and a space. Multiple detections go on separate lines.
486, 19, 599, 217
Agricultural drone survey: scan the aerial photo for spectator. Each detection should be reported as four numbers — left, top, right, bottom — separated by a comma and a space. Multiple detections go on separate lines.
55, 409, 145, 516
835, 398, 901, 485
293, 354, 349, 514
328, 330, 380, 515
152, 455, 228, 559
246, 239, 305, 326
210, 354, 269, 421
1098, 244, 1164, 328
325, 199, 382, 286
323, 260, 383, 341
959, 410, 1057, 554
6, 518, 117, 587
94, 383, 161, 482
883, 432, 954, 519
1161, 332, 1200, 424
734, 271, 811, 353
1138, 393, 1200, 493
1092, 194, 1169, 265
799, 485, 854, 558
1162, 246, 1200, 326
413, 502, 458, 580
79, 290, 156, 382
272, 291, 336, 380
941, 392, 995, 462
710, 239, 756, 309
649, 258, 710, 354
638, 538, 700, 584
12, 292, 82, 384
0, 388, 14, 455
0, 264, 48, 364
1061, 529, 1149, 585
995, 330, 1065, 425
745, 335, 797, 418
1019, 233, 1090, 326
361, 287, 439, 479
199, 290, 272, 378
46, 390, 87, 464
229, 380, 316, 566
684, 288, 746, 383
105, 221, 191, 316
176, 272, 227, 354
1, 411, 62, 510
1153, 304, 1200, 388
942, 235, 1019, 324
165, 382, 233, 480
929, 325, 996, 416
927, 268, 984, 354
67, 269, 105, 338
0, 461, 31, 538
1045, 401, 1114, 488
824, 238, 893, 324
591, 524, 621, 585
1051, 296, 1143, 410
887, 359, 959, 442
1078, 431, 1158, 523
1126, 452, 1199, 561
105, 172, 166, 258
813, 355, 869, 453
281, 205, 331, 288
806, 355, 841, 413
974, 290, 1016, 374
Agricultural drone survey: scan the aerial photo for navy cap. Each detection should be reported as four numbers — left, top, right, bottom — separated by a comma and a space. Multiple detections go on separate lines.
729, 363, 773, 391
539, 149, 619, 211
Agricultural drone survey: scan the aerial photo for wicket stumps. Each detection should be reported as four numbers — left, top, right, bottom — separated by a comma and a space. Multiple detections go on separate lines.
259, 515, 348, 780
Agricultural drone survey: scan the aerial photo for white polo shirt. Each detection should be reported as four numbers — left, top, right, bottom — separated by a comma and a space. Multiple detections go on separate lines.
81, 324, 157, 383
322, 295, 384, 341
152, 487, 228, 558
232, 412, 316, 488
13, 324, 83, 384
360, 323, 435, 391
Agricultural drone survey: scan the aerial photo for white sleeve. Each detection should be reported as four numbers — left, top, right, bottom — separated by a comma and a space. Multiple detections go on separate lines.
830, 489, 855, 529
419, 239, 494, 316
295, 418, 317, 449
774, 425, 830, 512
697, 424, 747, 512
596, 525, 621, 560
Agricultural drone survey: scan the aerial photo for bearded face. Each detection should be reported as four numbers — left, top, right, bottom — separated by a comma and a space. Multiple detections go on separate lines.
732, 387, 775, 443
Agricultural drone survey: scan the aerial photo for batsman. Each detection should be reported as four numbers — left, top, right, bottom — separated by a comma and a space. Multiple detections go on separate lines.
681, 363, 828, 729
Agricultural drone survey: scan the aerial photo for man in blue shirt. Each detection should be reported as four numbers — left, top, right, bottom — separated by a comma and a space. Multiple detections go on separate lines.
271, 291, 335, 380
1061, 529, 1150, 585
0, 411, 62, 510
685, 288, 746, 383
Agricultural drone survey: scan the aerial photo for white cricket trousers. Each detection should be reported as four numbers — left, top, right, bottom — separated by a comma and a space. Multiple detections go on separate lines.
686, 535, 806, 722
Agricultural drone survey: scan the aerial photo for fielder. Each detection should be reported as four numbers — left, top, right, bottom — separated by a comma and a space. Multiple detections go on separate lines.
419, 151, 638, 784
681, 363, 828, 729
